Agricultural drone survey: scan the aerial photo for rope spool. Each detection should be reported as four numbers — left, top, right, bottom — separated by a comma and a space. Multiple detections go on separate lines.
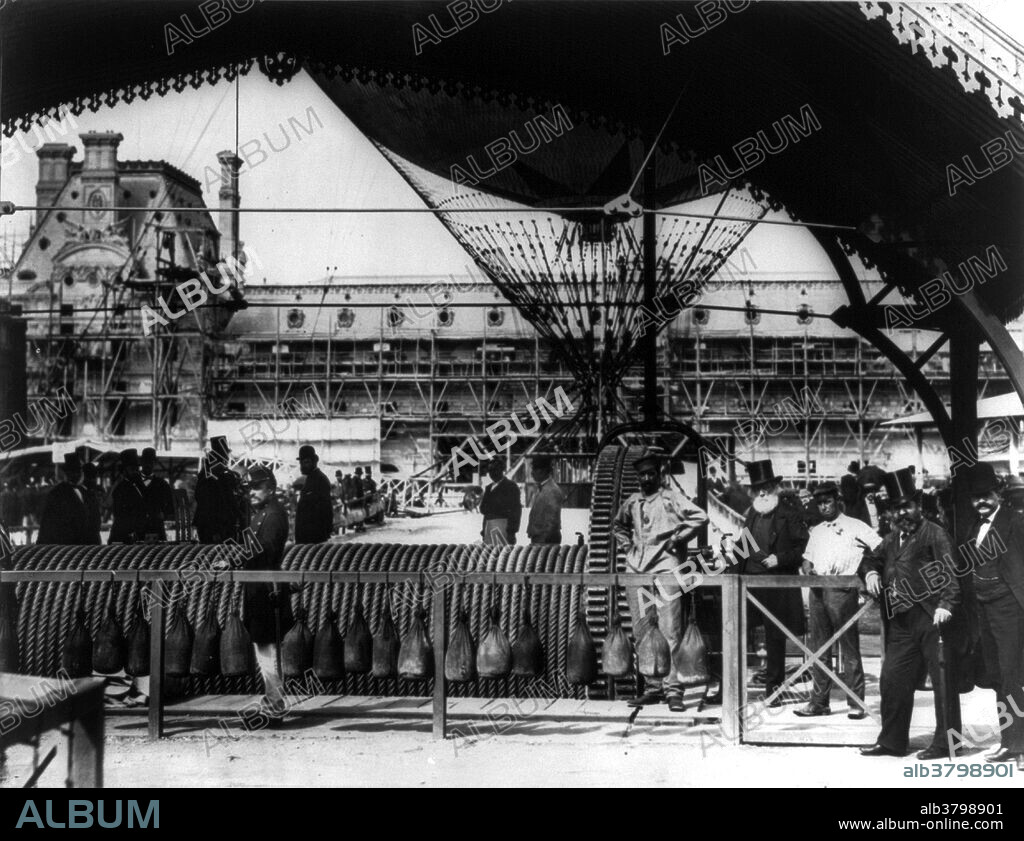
10, 541, 589, 699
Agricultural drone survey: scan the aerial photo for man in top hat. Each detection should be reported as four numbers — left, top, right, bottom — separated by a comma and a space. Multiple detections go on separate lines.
80, 463, 103, 545
109, 449, 148, 545
194, 436, 247, 544
349, 466, 367, 532
613, 449, 708, 711
294, 445, 334, 544
858, 467, 960, 759
139, 448, 174, 542
961, 463, 1024, 763
527, 455, 564, 545
480, 457, 522, 545
243, 465, 293, 724
796, 481, 882, 718
726, 459, 808, 706
1001, 474, 1024, 516
37, 454, 96, 545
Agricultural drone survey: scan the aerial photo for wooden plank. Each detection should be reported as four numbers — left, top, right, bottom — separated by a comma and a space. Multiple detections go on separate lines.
720, 575, 741, 745
69, 682, 105, 788
147, 581, 165, 741
431, 580, 447, 740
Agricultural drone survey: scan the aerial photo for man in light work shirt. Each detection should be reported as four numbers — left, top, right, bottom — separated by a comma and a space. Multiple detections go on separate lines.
797, 482, 881, 719
527, 455, 564, 544
613, 450, 708, 711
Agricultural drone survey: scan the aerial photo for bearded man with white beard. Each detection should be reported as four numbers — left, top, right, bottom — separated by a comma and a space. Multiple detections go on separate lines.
728, 460, 808, 707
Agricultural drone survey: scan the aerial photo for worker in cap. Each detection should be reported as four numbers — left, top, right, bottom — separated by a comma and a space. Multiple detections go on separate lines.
139, 447, 174, 542
244, 465, 292, 725
858, 467, 960, 760
723, 460, 807, 707
480, 456, 522, 545
796, 481, 881, 719
527, 454, 564, 545
961, 463, 1024, 763
295, 445, 333, 544
194, 436, 247, 544
613, 447, 707, 711
36, 453, 96, 545
109, 449, 148, 545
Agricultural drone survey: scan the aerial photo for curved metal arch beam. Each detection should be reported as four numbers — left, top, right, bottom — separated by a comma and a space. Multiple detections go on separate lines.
812, 228, 955, 447
952, 290, 1024, 405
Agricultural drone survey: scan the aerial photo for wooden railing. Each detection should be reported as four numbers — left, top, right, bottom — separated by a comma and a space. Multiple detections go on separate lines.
0, 567, 879, 746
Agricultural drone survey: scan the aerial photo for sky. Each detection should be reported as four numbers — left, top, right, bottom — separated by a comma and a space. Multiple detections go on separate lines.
0, 0, 1021, 284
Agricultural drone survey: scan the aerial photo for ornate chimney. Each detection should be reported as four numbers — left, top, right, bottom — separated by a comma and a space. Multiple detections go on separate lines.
35, 144, 75, 224
216, 150, 241, 262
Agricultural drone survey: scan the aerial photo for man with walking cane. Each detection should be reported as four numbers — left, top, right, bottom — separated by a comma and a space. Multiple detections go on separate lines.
858, 467, 961, 759
244, 466, 292, 725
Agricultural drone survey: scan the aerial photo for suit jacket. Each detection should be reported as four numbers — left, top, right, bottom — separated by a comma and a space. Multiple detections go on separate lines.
109, 477, 147, 544
194, 467, 247, 543
480, 477, 522, 543
141, 476, 175, 540
36, 482, 96, 545
295, 468, 334, 544
731, 503, 808, 634
243, 498, 293, 645
527, 477, 565, 544
858, 518, 961, 619
968, 506, 1024, 614
81, 485, 103, 546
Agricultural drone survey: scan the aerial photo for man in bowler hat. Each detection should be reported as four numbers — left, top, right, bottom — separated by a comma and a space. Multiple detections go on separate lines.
858, 467, 960, 759
244, 465, 293, 722
109, 449, 147, 544
961, 463, 1024, 764
37, 453, 96, 545
797, 481, 881, 718
294, 445, 334, 544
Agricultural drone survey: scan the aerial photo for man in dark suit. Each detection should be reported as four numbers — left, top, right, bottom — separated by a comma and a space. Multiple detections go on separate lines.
858, 467, 960, 759
140, 448, 175, 542
479, 457, 522, 545
109, 449, 148, 545
294, 445, 334, 543
37, 454, 96, 545
194, 436, 247, 543
244, 466, 292, 723
80, 462, 103, 545
961, 463, 1024, 763
728, 459, 808, 706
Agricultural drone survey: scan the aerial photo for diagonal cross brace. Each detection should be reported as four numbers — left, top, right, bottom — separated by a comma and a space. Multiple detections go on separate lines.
746, 590, 877, 722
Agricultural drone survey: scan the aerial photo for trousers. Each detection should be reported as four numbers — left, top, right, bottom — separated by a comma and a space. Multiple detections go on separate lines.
877, 607, 947, 753
807, 587, 865, 709
978, 593, 1024, 753
627, 580, 683, 697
